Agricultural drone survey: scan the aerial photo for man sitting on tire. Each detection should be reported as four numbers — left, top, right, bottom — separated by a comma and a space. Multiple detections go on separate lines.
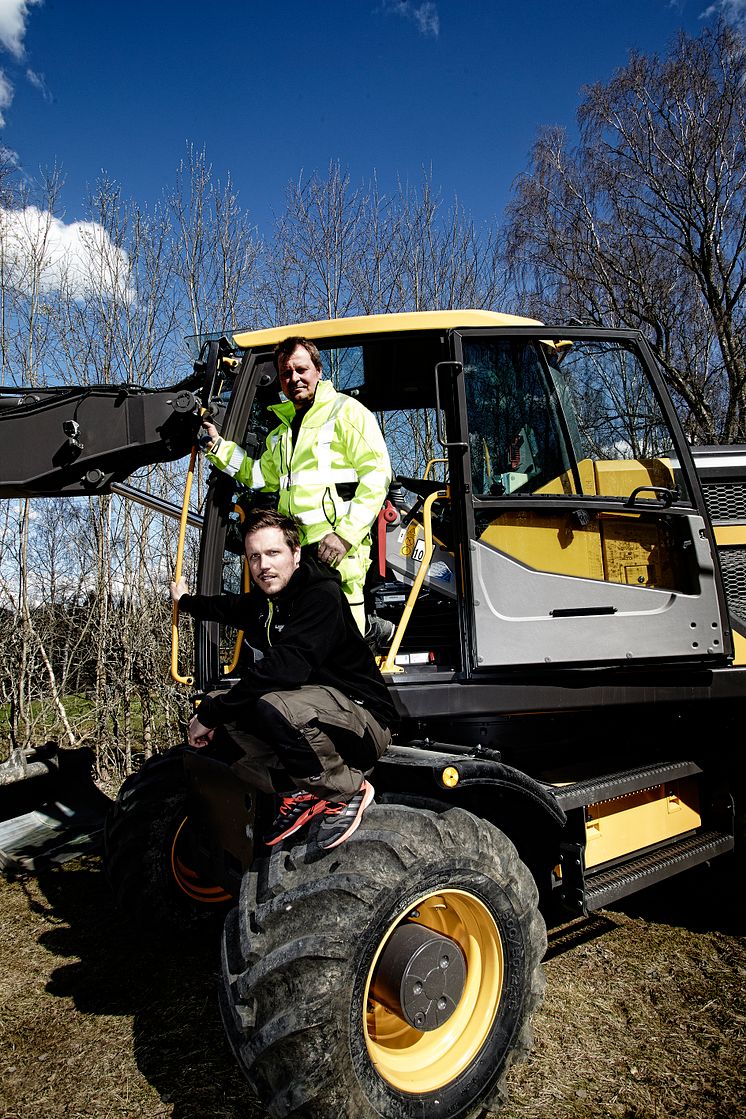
170, 508, 395, 850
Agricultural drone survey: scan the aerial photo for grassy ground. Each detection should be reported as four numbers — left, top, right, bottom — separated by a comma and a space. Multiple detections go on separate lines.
1, 856, 744, 1119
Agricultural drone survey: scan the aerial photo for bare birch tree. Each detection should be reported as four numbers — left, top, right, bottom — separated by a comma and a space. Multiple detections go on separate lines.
505, 21, 746, 442
169, 145, 261, 338
261, 163, 511, 326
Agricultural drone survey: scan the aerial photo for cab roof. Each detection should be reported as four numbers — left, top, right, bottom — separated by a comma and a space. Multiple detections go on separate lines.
230, 309, 541, 350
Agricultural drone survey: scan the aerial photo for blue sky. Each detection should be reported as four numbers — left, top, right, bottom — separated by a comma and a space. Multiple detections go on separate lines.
1, 0, 743, 236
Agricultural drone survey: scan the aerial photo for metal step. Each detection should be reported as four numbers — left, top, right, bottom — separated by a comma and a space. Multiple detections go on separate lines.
582, 829, 734, 912
552, 759, 702, 811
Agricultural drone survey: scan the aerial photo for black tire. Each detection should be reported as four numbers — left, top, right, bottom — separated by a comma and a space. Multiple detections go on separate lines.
104, 747, 234, 933
220, 803, 546, 1119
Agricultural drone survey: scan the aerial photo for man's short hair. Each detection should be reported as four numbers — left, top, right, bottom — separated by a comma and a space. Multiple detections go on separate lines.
243, 508, 301, 552
272, 336, 323, 374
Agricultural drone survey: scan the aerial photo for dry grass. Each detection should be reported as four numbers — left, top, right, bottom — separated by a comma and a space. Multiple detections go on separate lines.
502, 871, 746, 1119
0, 858, 256, 1119
1, 857, 744, 1119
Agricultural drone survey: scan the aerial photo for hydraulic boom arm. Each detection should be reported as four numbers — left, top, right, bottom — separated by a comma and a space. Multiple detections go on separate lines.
0, 382, 202, 497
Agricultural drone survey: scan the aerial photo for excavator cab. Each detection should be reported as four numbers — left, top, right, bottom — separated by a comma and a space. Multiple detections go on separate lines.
195, 319, 729, 693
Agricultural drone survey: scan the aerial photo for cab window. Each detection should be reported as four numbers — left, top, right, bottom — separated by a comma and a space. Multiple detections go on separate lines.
463, 338, 685, 502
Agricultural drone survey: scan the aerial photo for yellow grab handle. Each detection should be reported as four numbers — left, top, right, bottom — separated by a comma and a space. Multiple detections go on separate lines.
380, 486, 450, 674
171, 445, 198, 685
424, 456, 449, 482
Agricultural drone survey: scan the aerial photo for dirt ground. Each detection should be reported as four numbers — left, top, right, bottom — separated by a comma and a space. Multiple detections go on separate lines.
1, 855, 744, 1119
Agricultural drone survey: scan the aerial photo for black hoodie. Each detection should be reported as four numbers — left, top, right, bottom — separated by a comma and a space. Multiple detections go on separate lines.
178, 556, 396, 732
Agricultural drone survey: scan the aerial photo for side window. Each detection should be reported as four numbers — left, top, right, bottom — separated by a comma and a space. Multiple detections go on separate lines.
551, 340, 682, 498
238, 357, 279, 458
219, 547, 244, 667
463, 338, 685, 502
325, 345, 365, 393
322, 344, 444, 482
241, 397, 274, 458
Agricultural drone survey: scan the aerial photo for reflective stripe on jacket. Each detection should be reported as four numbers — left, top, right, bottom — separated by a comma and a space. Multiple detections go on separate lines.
206, 380, 392, 548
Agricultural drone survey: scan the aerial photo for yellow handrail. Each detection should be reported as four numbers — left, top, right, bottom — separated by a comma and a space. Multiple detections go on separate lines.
424, 457, 449, 482
170, 446, 197, 686
380, 486, 450, 674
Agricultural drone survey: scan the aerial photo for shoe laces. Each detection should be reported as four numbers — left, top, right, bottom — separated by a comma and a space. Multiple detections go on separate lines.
324, 789, 364, 818
279, 792, 316, 815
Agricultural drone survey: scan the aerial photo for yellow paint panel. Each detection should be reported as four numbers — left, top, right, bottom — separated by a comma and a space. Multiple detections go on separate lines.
594, 457, 675, 496
713, 525, 746, 546
731, 629, 746, 666
530, 470, 576, 496
479, 508, 685, 589
479, 457, 685, 589
535, 458, 674, 500
535, 459, 596, 497
480, 513, 605, 580
584, 778, 701, 869
599, 515, 679, 588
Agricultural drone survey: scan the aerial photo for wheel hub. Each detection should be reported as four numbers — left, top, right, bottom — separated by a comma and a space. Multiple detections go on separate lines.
369, 921, 467, 1031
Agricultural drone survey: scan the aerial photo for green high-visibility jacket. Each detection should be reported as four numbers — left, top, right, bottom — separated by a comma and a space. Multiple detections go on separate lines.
206, 380, 392, 549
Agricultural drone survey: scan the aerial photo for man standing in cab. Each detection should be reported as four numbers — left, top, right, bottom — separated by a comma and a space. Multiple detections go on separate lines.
200, 336, 392, 635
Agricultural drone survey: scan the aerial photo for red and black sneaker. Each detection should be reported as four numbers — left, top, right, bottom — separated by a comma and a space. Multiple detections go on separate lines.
264, 791, 326, 846
316, 781, 375, 850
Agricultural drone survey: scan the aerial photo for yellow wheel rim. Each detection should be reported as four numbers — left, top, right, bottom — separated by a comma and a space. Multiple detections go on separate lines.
364, 889, 504, 1094
170, 817, 233, 904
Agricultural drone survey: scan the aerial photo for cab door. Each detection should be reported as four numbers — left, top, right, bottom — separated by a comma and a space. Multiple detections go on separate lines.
453, 327, 730, 669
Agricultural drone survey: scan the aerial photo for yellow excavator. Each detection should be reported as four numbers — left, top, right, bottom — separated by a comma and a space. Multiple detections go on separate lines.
1, 310, 744, 1119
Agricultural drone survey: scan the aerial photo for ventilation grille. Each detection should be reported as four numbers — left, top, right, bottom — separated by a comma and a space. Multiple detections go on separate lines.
701, 481, 746, 522
718, 547, 746, 623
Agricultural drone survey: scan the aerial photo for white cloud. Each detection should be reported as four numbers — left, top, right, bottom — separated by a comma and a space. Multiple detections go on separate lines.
25, 66, 50, 101
0, 68, 12, 124
0, 206, 134, 302
0, 1, 42, 134
701, 0, 746, 28
0, 0, 41, 59
381, 1, 440, 38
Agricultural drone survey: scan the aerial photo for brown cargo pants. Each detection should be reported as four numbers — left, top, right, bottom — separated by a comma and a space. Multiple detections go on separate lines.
215, 684, 391, 802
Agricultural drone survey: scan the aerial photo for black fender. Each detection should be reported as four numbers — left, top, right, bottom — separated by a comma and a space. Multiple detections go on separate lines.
373, 742, 566, 876
374, 742, 565, 825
